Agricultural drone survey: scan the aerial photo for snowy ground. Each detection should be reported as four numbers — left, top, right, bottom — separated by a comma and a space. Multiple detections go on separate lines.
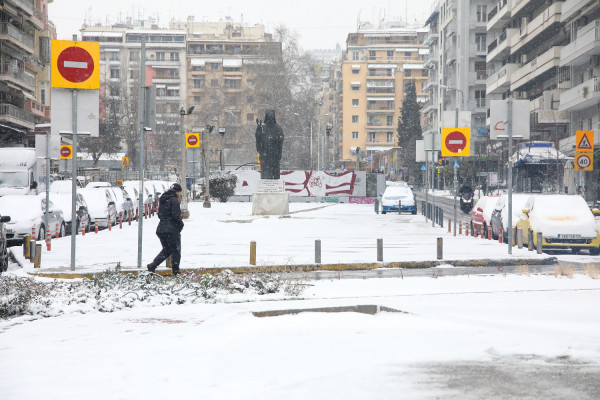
1, 273, 600, 399
9, 201, 596, 275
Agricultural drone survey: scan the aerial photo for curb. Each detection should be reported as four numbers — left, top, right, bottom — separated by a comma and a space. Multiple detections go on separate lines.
27, 257, 559, 280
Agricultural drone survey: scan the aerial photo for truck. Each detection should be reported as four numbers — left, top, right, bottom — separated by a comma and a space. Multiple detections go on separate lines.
0, 148, 39, 197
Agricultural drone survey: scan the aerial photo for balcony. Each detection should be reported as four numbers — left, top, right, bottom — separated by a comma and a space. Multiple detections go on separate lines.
511, 2, 563, 54
0, 63, 35, 91
487, 28, 518, 63
25, 98, 47, 118
561, 0, 594, 23
8, 0, 34, 15
0, 23, 34, 53
511, 46, 561, 91
487, 63, 519, 94
487, 0, 510, 31
559, 77, 600, 112
0, 103, 35, 130
560, 20, 600, 67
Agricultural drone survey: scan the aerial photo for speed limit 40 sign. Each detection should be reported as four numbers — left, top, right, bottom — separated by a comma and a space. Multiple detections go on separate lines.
575, 152, 593, 171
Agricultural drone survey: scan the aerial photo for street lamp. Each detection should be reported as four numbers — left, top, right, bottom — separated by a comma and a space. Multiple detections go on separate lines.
203, 124, 214, 208
180, 106, 194, 219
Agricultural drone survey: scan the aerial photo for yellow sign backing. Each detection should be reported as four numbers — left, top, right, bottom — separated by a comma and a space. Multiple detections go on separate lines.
51, 40, 100, 89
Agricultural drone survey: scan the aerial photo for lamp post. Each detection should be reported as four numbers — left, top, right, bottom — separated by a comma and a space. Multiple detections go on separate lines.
180, 106, 194, 219
325, 123, 333, 170
203, 124, 213, 208
218, 127, 226, 170
440, 85, 464, 237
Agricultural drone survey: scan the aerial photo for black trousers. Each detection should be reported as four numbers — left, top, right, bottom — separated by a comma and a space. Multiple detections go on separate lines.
151, 232, 181, 270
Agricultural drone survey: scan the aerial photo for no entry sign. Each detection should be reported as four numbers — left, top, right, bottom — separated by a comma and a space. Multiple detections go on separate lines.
442, 128, 470, 157
186, 133, 200, 148
60, 145, 73, 159
51, 40, 100, 89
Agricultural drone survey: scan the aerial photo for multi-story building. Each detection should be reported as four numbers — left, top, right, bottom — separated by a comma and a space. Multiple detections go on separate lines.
341, 21, 428, 169
0, 0, 53, 146
423, 0, 489, 158
172, 18, 281, 170
81, 18, 187, 171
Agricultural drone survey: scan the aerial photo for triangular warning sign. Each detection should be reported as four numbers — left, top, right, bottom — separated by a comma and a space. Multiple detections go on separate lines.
578, 134, 592, 150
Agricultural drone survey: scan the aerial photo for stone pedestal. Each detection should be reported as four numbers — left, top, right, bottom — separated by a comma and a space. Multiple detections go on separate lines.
252, 179, 289, 216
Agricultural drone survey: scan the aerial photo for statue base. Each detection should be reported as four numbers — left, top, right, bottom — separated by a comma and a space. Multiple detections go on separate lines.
252, 179, 289, 216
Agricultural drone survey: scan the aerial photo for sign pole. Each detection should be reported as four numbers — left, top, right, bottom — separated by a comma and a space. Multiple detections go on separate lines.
137, 35, 146, 269
507, 98, 513, 255
70, 88, 78, 271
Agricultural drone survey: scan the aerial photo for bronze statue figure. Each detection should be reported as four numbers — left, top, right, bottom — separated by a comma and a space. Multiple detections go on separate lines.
255, 110, 284, 180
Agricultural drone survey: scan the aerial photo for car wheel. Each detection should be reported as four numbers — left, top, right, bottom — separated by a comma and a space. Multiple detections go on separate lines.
589, 247, 600, 256
571, 247, 581, 254
382, 211, 386, 215
59, 223, 66, 237
1, 247, 8, 272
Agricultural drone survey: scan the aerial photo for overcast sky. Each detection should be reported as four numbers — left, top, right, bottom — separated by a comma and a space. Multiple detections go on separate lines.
49, 0, 435, 50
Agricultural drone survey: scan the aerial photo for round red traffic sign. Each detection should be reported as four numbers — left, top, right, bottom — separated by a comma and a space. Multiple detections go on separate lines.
187, 135, 198, 146
60, 146, 72, 158
576, 154, 591, 169
57, 47, 95, 83
445, 130, 467, 153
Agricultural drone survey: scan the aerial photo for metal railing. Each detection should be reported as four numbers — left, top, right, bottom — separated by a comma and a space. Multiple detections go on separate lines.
1, 63, 35, 86
0, 22, 34, 50
0, 103, 35, 124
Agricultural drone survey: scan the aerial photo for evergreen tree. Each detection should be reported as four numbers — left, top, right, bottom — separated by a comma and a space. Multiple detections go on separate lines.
396, 81, 422, 184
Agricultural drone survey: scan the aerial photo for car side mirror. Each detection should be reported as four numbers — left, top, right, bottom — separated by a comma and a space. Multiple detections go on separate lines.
109, 201, 115, 206
592, 208, 600, 216
522, 208, 530, 215
0, 216, 10, 223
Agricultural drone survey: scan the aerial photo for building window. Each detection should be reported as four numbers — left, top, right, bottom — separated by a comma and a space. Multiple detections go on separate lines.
352, 131, 359, 139
129, 51, 139, 61
477, 5, 487, 23
170, 52, 179, 61
368, 132, 376, 142
40, 89, 46, 104
387, 132, 394, 142
109, 52, 119, 61
475, 90, 486, 107
109, 85, 120, 96
475, 34, 486, 52
369, 50, 376, 60
156, 52, 165, 61
225, 79, 241, 89
352, 99, 359, 107
193, 96, 201, 104
405, 69, 412, 77
387, 50, 394, 61
352, 51, 359, 61
110, 68, 120, 79
193, 78, 205, 88
352, 68, 359, 74
246, 79, 254, 88
386, 116, 394, 126
210, 63, 220, 70
156, 87, 166, 96
352, 115, 359, 123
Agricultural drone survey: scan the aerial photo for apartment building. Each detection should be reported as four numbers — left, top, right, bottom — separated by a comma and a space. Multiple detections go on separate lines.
172, 18, 281, 169
423, 0, 489, 157
0, 0, 53, 146
341, 21, 428, 169
81, 19, 187, 169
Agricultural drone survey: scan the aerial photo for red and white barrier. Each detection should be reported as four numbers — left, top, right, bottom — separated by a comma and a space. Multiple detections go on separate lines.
46, 230, 51, 251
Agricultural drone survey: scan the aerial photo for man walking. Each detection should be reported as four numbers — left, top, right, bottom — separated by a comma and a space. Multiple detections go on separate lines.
147, 183, 184, 275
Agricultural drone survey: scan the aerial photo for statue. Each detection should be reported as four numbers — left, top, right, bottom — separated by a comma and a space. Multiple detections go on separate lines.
255, 110, 284, 180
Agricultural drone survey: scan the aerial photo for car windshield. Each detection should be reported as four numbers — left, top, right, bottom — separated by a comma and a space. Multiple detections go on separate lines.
384, 187, 412, 199
0, 172, 28, 188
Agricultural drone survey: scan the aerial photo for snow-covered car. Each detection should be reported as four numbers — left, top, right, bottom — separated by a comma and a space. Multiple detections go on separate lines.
79, 188, 117, 229
470, 195, 500, 237
379, 184, 416, 214
108, 187, 133, 222
0, 213, 10, 272
516, 194, 600, 254
120, 186, 138, 220
489, 194, 533, 241
48, 192, 90, 235
85, 181, 112, 189
50, 180, 76, 194
123, 181, 154, 216
0, 195, 65, 244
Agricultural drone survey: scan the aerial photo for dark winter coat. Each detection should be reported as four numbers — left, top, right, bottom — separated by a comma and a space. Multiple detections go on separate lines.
156, 190, 184, 235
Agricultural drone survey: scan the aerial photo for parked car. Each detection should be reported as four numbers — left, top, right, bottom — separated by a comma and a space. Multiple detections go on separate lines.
123, 181, 154, 216
470, 195, 500, 237
120, 186, 138, 220
0, 213, 10, 272
516, 194, 600, 254
85, 181, 112, 189
379, 184, 417, 214
79, 188, 117, 229
108, 186, 133, 222
0, 195, 65, 244
490, 194, 533, 241
50, 180, 76, 194
48, 192, 91, 235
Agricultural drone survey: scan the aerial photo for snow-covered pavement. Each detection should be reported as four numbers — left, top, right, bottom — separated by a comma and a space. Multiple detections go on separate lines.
9, 201, 588, 276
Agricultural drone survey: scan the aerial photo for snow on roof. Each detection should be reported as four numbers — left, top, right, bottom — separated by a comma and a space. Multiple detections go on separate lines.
510, 146, 572, 167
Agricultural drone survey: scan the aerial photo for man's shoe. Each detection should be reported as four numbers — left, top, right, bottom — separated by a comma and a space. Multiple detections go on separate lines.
172, 268, 180, 276
147, 263, 156, 273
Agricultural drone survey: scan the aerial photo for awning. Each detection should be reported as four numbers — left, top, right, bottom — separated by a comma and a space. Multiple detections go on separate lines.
403, 63, 424, 69
367, 97, 395, 101
397, 48, 419, 52
368, 64, 397, 69
224, 76, 242, 80
204, 59, 222, 63
351, 65, 361, 70
190, 59, 206, 66
223, 59, 242, 67
350, 81, 361, 86
419, 49, 429, 55
167, 86, 180, 90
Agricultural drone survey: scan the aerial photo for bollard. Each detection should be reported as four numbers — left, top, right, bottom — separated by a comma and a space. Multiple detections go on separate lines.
250, 240, 256, 265
23, 234, 31, 258
498, 227, 503, 244
448, 219, 451, 233
437, 237, 443, 260
95, 221, 99, 234
528, 230, 534, 251
398, 200, 402, 215
128, 211, 132, 225
136, 208, 139, 221
144, 204, 148, 219
55, 223, 59, 239
119, 212, 123, 229
32, 226, 36, 241
82, 221, 86, 236
108, 217, 112, 231
488, 228, 492, 240
481, 226, 485, 239
46, 230, 51, 251
29, 240, 36, 262
374, 199, 379, 214
34, 243, 41, 268
536, 232, 543, 254
377, 238, 383, 262
315, 239, 321, 264
516, 228, 523, 249
459, 221, 462, 235
466, 225, 469, 237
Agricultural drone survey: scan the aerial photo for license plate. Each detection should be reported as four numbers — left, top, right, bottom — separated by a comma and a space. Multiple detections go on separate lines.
558, 234, 581, 239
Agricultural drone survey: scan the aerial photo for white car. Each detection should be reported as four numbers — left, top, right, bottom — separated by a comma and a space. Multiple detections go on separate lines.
79, 188, 117, 229
48, 192, 91, 235
379, 184, 416, 214
0, 195, 65, 243
108, 187, 133, 222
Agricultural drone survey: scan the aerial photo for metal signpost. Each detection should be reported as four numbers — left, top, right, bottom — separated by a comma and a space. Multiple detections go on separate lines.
51, 37, 100, 271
